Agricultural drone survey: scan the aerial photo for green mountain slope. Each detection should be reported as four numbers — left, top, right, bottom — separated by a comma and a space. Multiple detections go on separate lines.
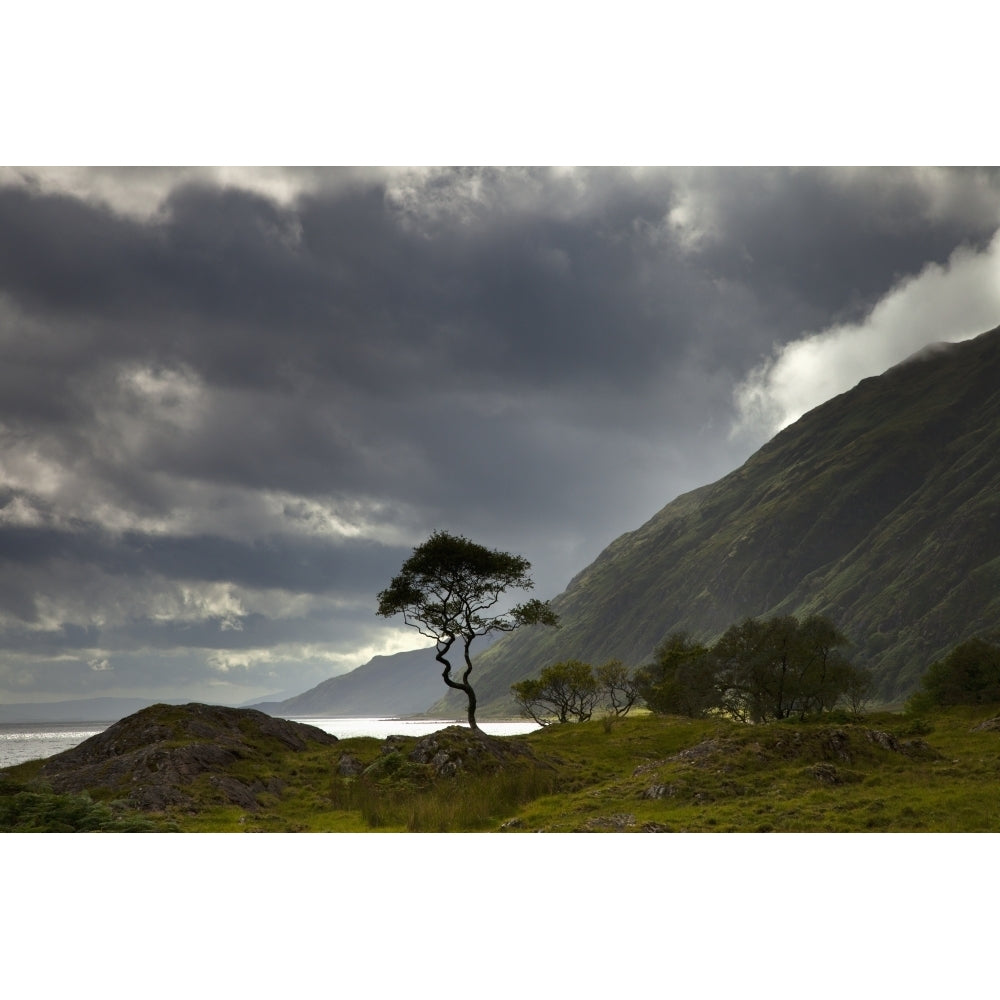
437, 324, 1000, 712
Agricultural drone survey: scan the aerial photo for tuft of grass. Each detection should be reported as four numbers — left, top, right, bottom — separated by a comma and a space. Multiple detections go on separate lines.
326, 761, 558, 831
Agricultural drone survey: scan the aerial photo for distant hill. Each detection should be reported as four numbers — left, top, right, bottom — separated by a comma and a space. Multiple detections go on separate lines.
261, 644, 454, 718
426, 324, 1000, 713
236, 689, 306, 708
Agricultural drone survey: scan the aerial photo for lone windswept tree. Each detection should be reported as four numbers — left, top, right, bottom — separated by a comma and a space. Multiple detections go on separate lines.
376, 531, 559, 732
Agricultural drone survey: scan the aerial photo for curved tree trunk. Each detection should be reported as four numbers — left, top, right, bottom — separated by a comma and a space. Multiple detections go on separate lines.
436, 638, 480, 732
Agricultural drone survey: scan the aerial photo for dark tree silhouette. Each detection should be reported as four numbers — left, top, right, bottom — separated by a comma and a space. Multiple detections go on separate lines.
377, 531, 558, 731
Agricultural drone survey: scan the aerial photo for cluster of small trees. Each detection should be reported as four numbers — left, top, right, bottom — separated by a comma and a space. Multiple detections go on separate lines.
513, 615, 873, 725
511, 659, 639, 725
637, 616, 873, 722
906, 636, 1000, 711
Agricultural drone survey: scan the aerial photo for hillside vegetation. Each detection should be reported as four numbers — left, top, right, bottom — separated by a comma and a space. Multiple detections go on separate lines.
4, 701, 1000, 832
431, 325, 1000, 714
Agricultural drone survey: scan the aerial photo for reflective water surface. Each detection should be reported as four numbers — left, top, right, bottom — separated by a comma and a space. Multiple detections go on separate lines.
289, 717, 540, 739
0, 722, 113, 768
0, 717, 540, 768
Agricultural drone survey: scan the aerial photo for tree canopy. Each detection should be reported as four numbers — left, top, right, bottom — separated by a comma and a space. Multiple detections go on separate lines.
512, 660, 599, 725
512, 658, 639, 725
907, 636, 1000, 712
377, 531, 558, 731
635, 632, 718, 717
637, 615, 867, 722
714, 615, 856, 722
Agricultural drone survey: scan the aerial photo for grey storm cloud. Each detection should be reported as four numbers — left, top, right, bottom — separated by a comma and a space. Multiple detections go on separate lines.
0, 523, 407, 603
1, 166, 999, 703
667, 167, 1000, 321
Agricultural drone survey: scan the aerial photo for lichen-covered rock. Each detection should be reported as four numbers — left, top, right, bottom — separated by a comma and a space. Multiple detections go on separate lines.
865, 729, 901, 752
812, 762, 841, 784
668, 739, 724, 766
584, 813, 636, 830
360, 726, 550, 785
337, 753, 364, 776
405, 726, 546, 777
642, 783, 679, 799
821, 730, 852, 761
971, 717, 1000, 732
865, 728, 940, 759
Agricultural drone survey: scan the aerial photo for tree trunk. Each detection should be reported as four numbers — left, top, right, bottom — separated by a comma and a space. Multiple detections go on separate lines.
436, 641, 480, 732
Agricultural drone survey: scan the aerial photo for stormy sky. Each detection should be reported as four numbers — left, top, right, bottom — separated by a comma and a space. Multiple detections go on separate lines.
2, 165, 999, 705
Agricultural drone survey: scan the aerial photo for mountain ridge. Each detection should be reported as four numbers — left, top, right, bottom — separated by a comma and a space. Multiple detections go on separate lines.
425, 324, 1000, 713
239, 326, 1000, 721
258, 644, 448, 718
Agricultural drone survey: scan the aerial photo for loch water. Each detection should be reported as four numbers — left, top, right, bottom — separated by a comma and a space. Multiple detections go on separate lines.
0, 722, 115, 769
0, 717, 540, 769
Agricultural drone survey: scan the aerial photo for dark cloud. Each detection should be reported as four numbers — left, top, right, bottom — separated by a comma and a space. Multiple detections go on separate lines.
1, 166, 997, 702
675, 167, 1000, 330
0, 525, 406, 600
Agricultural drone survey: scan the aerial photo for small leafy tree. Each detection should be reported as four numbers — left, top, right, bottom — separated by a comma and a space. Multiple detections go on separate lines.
377, 531, 558, 732
595, 659, 640, 718
907, 637, 1000, 711
793, 615, 857, 717
511, 660, 599, 725
713, 615, 859, 722
711, 618, 767, 722
635, 632, 718, 717
842, 665, 874, 719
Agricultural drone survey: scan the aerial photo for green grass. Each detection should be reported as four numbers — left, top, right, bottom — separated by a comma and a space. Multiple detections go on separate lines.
5, 706, 1000, 831
0, 776, 179, 832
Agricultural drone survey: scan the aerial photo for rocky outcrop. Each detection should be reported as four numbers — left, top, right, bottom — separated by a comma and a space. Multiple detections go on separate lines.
337, 753, 364, 776
405, 726, 545, 776
632, 725, 941, 796
39, 702, 339, 812
863, 729, 939, 759
971, 717, 1000, 732
361, 725, 550, 783
584, 813, 636, 831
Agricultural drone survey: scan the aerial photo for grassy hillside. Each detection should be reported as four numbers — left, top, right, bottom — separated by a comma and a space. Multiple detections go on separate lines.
433, 325, 1000, 714
5, 701, 1000, 832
